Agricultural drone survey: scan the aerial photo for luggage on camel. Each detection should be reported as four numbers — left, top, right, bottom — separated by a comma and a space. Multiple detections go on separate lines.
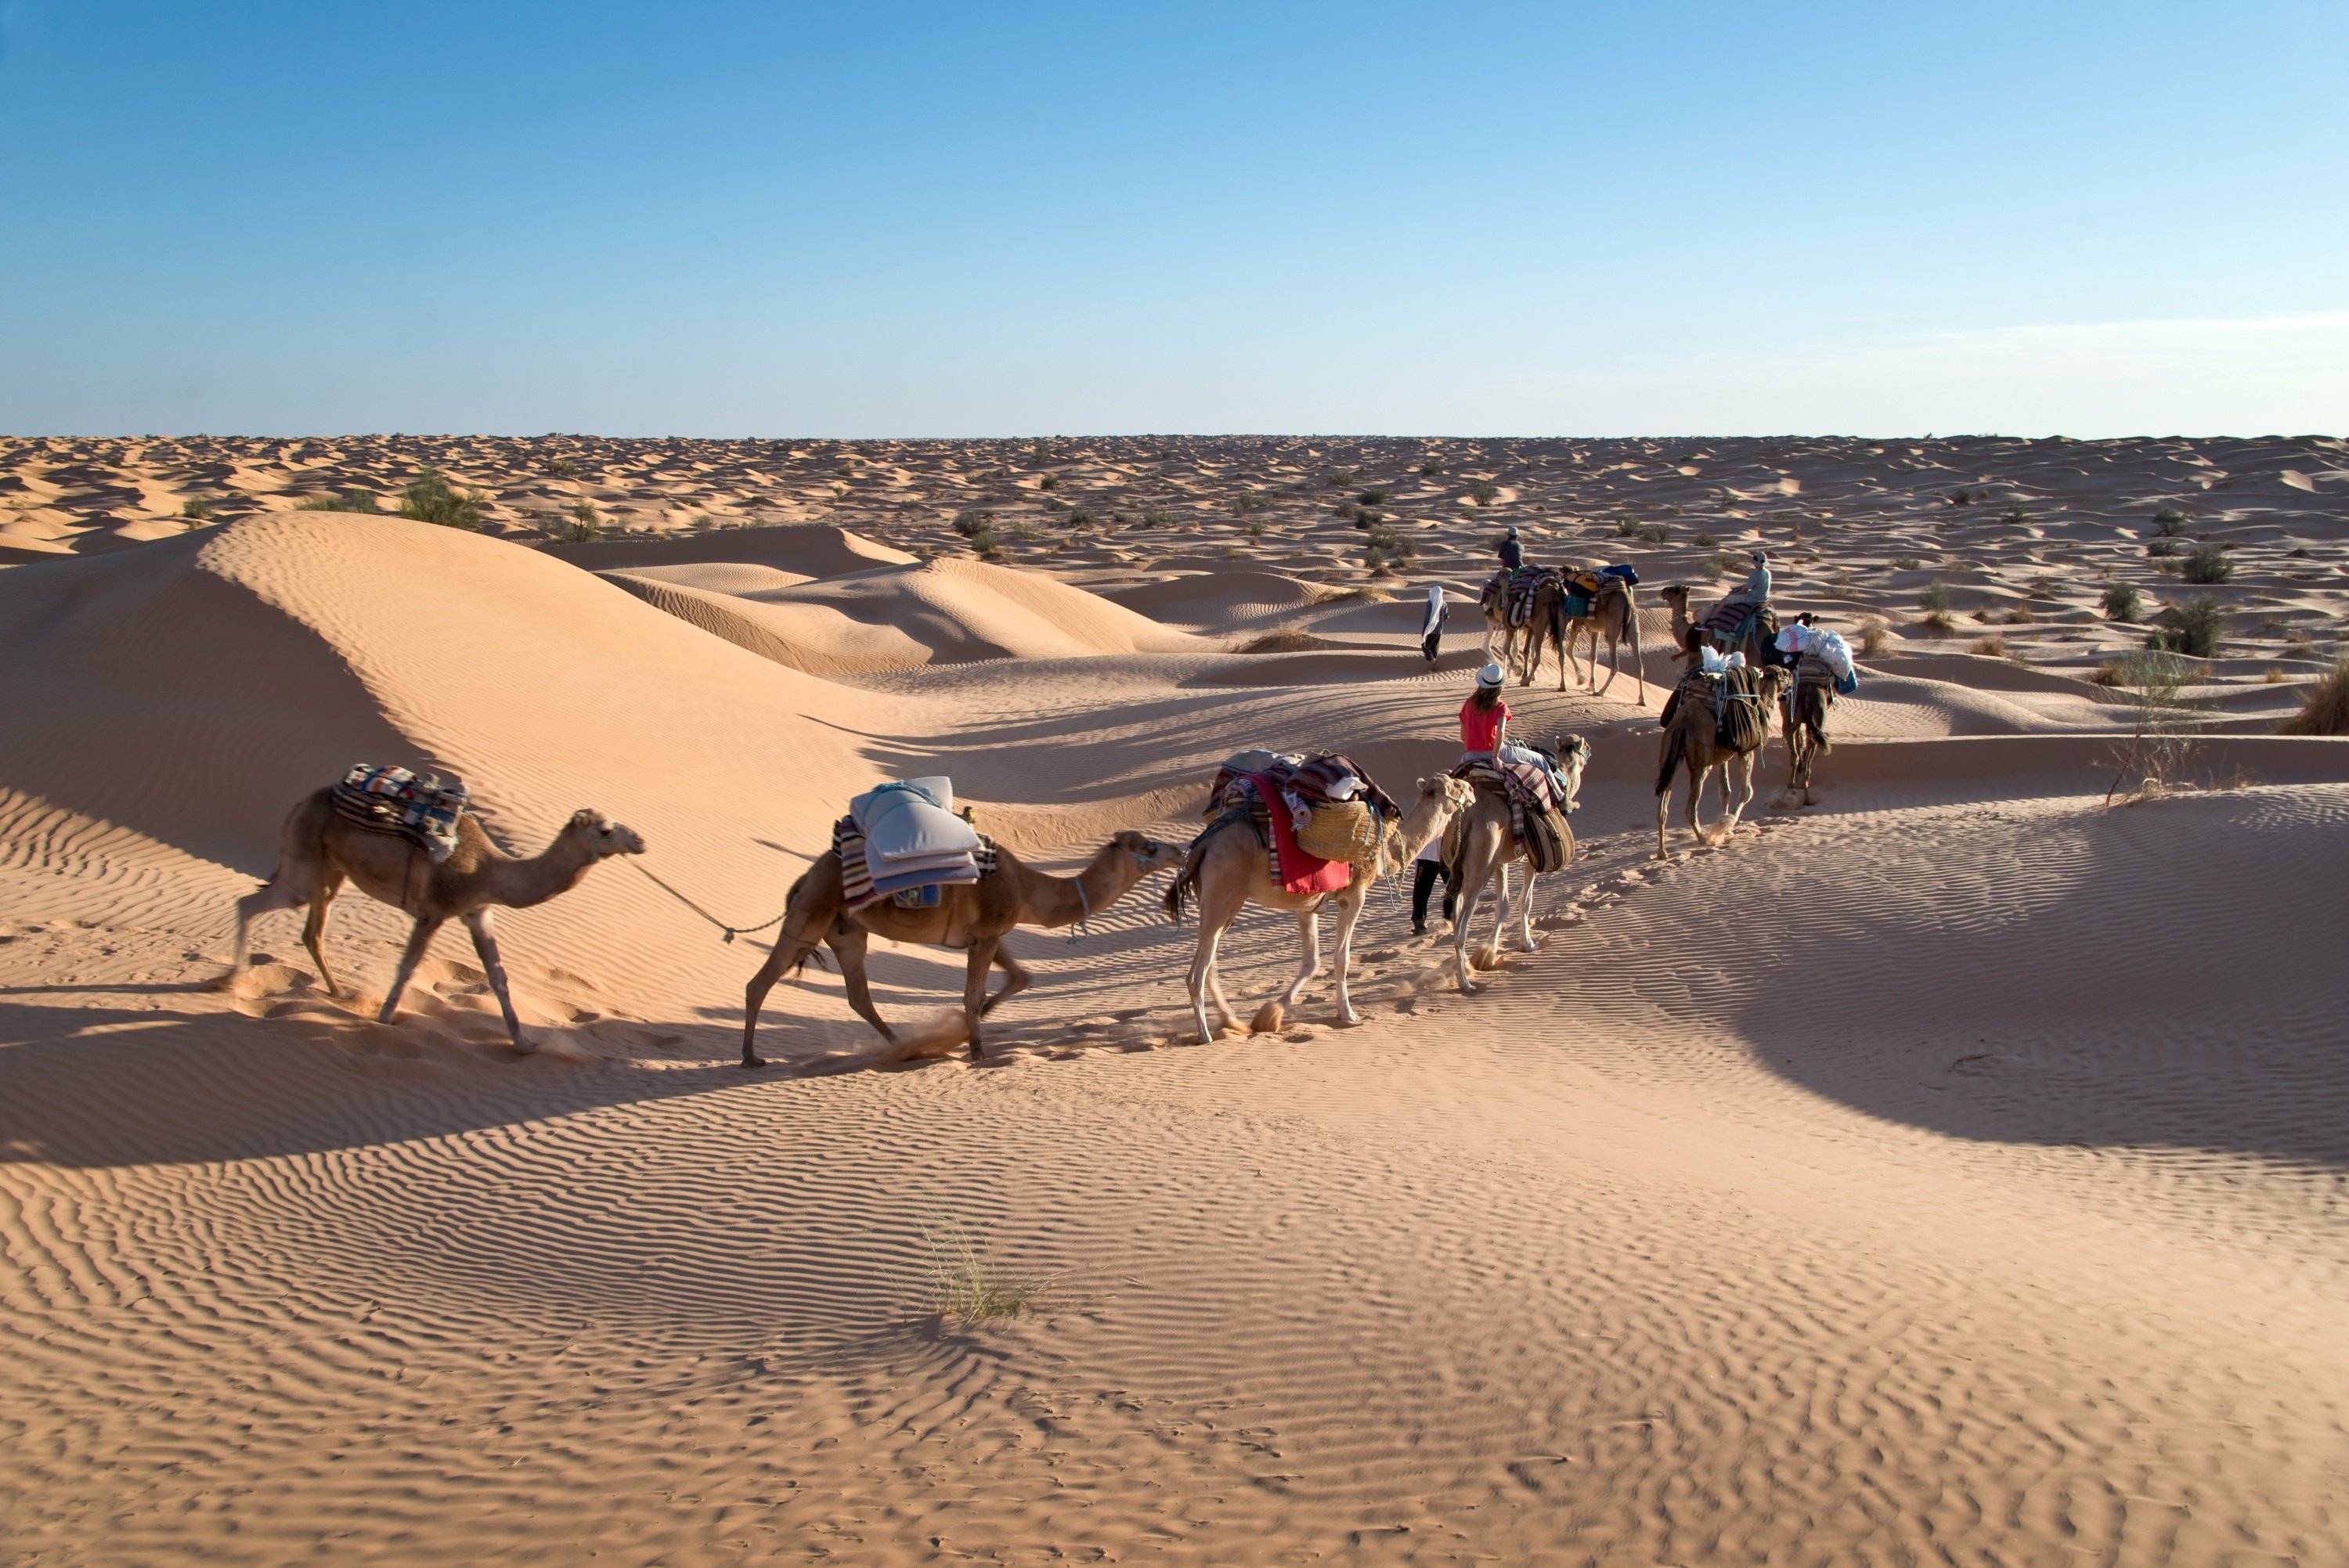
1201, 751, 1405, 896
838, 777, 996, 911
330, 764, 468, 863
1480, 566, 1553, 628
1775, 622, 1859, 692
1660, 665, 1773, 750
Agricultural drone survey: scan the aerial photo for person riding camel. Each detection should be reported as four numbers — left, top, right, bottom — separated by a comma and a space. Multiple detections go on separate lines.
1725, 549, 1771, 610
1497, 525, 1523, 572
1463, 661, 1572, 800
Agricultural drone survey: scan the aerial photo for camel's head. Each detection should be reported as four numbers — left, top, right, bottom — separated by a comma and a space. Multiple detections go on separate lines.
1110, 829, 1181, 875
568, 809, 646, 859
1547, 734, 1593, 813
1382, 774, 1476, 874
1659, 582, 1690, 610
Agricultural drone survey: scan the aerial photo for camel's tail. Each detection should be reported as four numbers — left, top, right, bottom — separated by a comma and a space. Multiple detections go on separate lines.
1797, 682, 1831, 756
1162, 834, 1205, 925
1655, 723, 1687, 796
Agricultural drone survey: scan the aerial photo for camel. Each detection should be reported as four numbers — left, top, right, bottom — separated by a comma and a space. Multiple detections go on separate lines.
1660, 582, 1777, 670
1448, 736, 1590, 995
1164, 775, 1474, 1045
1655, 663, 1788, 858
1779, 660, 1836, 806
742, 831, 1179, 1068
225, 789, 646, 1051
1518, 577, 1647, 704
1479, 567, 1546, 676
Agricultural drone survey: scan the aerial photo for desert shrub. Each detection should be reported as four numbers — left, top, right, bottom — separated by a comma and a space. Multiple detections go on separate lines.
1922, 608, 1956, 633
295, 488, 381, 513
565, 498, 603, 542
1857, 618, 1889, 656
1947, 488, 1973, 506
1633, 521, 1669, 543
1691, 530, 1719, 548
1470, 481, 1499, 506
1969, 633, 2008, 658
2105, 650, 2197, 803
1419, 456, 1445, 476
398, 468, 489, 530
1235, 490, 1271, 514
2151, 507, 2191, 536
1705, 550, 1741, 578
1066, 506, 1095, 528
1358, 488, 1388, 506
2146, 535, 2181, 558
1324, 467, 1355, 488
2181, 542, 2234, 584
1236, 627, 1325, 654
544, 456, 579, 480
1037, 474, 1057, 491
951, 507, 995, 536
2280, 656, 2349, 736
2004, 499, 2031, 524
1919, 581, 1953, 614
2087, 661, 2124, 687
2001, 606, 2034, 625
2102, 582, 2143, 622
1353, 506, 1386, 528
180, 496, 215, 520
2148, 597, 2223, 658
1890, 554, 1924, 571
1139, 506, 1175, 528
1615, 515, 1644, 537
1028, 437, 1054, 468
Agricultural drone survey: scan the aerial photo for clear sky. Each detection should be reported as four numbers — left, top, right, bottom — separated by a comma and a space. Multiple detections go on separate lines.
2, 1, 2343, 438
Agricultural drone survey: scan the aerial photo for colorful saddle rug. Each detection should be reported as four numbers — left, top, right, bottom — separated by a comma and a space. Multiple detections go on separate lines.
1699, 598, 1779, 650
330, 764, 467, 863
1661, 666, 1773, 750
833, 816, 998, 914
1442, 759, 1572, 873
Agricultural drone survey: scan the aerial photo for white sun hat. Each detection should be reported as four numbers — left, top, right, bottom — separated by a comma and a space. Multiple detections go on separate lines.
1476, 661, 1506, 688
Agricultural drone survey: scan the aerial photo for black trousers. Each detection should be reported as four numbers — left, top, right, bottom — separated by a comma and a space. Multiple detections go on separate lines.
1411, 860, 1456, 926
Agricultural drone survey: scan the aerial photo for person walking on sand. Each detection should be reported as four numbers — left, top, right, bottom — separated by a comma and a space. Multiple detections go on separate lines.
1497, 525, 1524, 572
1420, 582, 1446, 665
1411, 831, 1456, 934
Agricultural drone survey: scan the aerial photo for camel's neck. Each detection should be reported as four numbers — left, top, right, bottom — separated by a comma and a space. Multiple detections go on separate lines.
1023, 845, 1145, 929
474, 833, 600, 910
1394, 799, 1455, 866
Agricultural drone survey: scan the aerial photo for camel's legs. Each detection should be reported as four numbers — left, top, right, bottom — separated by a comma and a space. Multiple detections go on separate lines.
979, 945, 1029, 1017
463, 909, 528, 1051
1330, 889, 1365, 1026
1654, 777, 1673, 860
301, 871, 345, 997
1453, 839, 1496, 993
961, 935, 999, 1061
1514, 859, 1539, 952
1279, 907, 1323, 1011
1687, 762, 1713, 845
1487, 860, 1514, 957
739, 920, 823, 1069
828, 926, 893, 1043
377, 916, 444, 1025
1719, 752, 1756, 841
1185, 911, 1238, 1044
226, 877, 304, 982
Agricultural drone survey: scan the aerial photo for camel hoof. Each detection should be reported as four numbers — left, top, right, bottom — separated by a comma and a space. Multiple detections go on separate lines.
738, 1054, 767, 1070
509, 1034, 537, 1056
1335, 1009, 1362, 1028
966, 1042, 986, 1062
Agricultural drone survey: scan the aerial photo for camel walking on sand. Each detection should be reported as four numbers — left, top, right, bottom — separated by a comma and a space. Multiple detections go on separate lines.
1655, 664, 1788, 858
1449, 737, 1589, 994
226, 791, 645, 1051
1779, 663, 1836, 806
1164, 776, 1473, 1045
1478, 568, 1543, 676
1660, 582, 1777, 669
1518, 578, 1646, 704
742, 831, 1178, 1068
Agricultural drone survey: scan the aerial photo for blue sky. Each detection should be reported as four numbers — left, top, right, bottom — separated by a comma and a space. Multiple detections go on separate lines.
2, 1, 2342, 436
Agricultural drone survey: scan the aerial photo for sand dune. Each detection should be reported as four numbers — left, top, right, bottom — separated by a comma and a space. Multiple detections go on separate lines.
5, 436, 2349, 1567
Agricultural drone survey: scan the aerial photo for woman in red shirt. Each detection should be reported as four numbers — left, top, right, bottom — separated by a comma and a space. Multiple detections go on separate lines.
1460, 661, 1509, 758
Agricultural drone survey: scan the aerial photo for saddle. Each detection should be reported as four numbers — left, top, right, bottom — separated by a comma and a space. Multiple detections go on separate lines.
1661, 666, 1772, 750
834, 814, 1000, 914
1699, 599, 1779, 650
330, 765, 467, 863
1481, 566, 1555, 628
1444, 762, 1573, 874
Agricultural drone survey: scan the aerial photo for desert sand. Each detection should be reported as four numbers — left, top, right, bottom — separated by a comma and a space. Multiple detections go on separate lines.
4, 432, 2347, 1566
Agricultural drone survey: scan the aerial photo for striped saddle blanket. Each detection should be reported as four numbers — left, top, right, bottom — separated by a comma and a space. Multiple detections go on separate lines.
1448, 755, 1557, 846
1481, 566, 1554, 627
330, 765, 467, 863
834, 816, 1000, 913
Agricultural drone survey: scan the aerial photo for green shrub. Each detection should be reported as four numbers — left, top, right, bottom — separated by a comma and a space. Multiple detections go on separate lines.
1947, 488, 1973, 506
951, 507, 995, 536
1470, 481, 1500, 506
1890, 554, 1924, 571
180, 496, 215, 521
397, 469, 489, 530
2148, 597, 2223, 658
1358, 488, 1387, 506
2181, 542, 2234, 584
1418, 456, 1445, 476
2152, 507, 2191, 536
2004, 499, 2031, 524
565, 498, 603, 542
1634, 521, 1669, 543
1919, 581, 1953, 614
2147, 535, 2180, 558
2281, 656, 2349, 736
2101, 582, 2142, 622
294, 490, 380, 513
1615, 515, 1643, 537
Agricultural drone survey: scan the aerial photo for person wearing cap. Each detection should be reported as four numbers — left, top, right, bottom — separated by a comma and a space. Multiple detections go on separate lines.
1460, 661, 1510, 758
1497, 525, 1524, 572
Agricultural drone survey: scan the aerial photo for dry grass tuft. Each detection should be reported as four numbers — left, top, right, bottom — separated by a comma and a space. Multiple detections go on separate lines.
1233, 627, 1327, 654
1922, 608, 1956, 633
1969, 633, 2008, 658
922, 1218, 1058, 1324
2280, 657, 2349, 736
1857, 618, 1890, 656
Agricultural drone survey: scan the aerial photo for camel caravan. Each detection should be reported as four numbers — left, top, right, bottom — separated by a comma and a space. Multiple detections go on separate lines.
224, 539, 1862, 1065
